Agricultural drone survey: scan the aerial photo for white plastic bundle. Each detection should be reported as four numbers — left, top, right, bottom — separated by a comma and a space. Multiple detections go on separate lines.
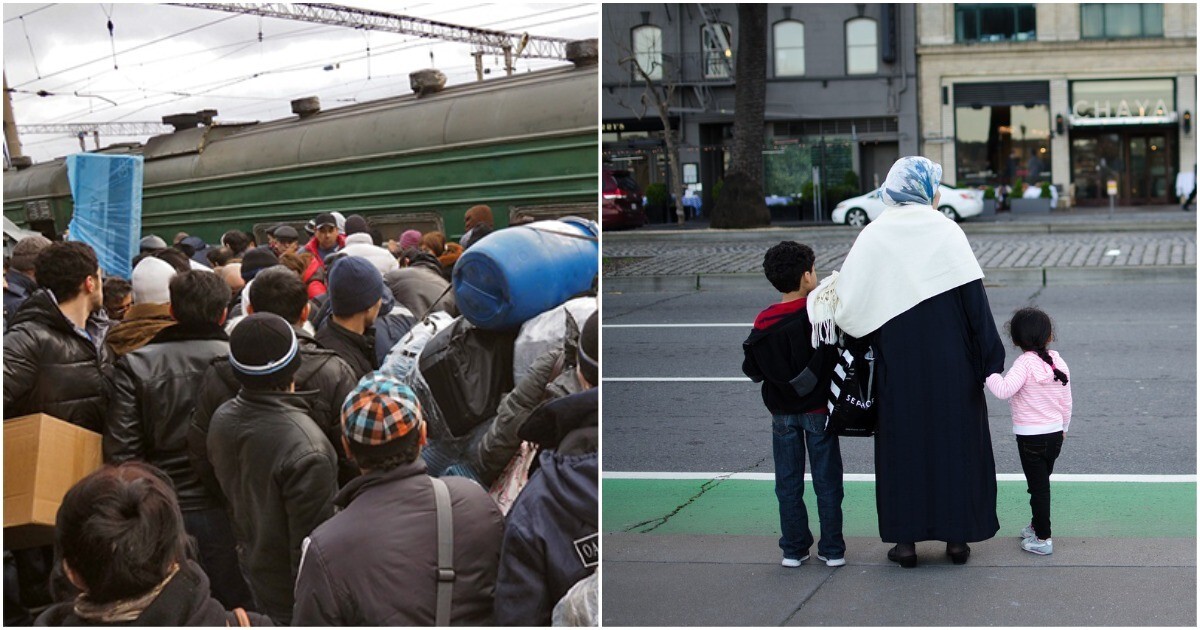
512, 297, 597, 383
380, 311, 455, 379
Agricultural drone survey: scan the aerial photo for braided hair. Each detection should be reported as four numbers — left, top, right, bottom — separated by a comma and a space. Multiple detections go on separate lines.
1007, 307, 1069, 385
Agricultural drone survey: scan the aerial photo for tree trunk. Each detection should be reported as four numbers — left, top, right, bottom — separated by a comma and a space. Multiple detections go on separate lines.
710, 4, 770, 229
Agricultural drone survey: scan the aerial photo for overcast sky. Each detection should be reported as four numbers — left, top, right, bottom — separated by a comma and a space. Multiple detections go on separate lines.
3, 2, 597, 162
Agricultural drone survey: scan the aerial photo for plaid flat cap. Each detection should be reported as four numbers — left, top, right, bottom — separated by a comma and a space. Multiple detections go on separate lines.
341, 373, 423, 458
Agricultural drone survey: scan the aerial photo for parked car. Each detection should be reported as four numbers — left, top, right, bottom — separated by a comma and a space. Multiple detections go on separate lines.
602, 167, 646, 230
830, 185, 984, 227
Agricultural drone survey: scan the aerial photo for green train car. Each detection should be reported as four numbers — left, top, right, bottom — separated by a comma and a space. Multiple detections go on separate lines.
4, 57, 597, 245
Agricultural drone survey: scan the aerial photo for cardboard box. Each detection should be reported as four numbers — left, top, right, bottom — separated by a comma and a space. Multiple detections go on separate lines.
4, 414, 103, 550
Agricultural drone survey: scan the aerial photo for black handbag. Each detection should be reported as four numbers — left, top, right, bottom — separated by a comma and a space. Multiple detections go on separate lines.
826, 332, 877, 437
419, 317, 517, 439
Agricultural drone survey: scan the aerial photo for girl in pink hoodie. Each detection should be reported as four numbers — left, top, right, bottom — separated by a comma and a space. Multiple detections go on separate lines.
985, 307, 1072, 556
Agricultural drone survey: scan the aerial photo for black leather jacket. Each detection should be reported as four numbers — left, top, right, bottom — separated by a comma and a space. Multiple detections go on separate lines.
104, 322, 229, 512
3, 290, 112, 431
189, 327, 360, 491
207, 389, 338, 626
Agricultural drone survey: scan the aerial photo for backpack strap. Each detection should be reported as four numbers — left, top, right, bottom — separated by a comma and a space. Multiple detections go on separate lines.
226, 607, 251, 627
431, 476, 455, 626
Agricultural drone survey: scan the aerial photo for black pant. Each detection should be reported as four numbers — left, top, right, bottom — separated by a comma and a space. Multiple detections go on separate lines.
1016, 432, 1063, 539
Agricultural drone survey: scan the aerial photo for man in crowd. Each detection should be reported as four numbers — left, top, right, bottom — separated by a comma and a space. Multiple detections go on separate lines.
220, 229, 253, 261
207, 312, 338, 625
191, 265, 360, 488
106, 257, 178, 357
315, 256, 383, 378
494, 313, 599, 625
292, 374, 504, 626
305, 212, 345, 266
3, 234, 51, 323
3, 241, 111, 431
271, 226, 301, 256
104, 269, 253, 610
461, 204, 494, 249
102, 277, 133, 322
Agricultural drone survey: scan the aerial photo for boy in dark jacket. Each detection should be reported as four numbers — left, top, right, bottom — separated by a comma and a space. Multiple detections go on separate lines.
742, 241, 845, 568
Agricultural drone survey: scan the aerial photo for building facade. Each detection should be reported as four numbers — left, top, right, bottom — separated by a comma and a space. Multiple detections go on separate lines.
918, 3, 1197, 206
602, 4, 919, 221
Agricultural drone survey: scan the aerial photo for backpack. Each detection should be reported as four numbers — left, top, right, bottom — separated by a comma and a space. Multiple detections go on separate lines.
826, 332, 877, 437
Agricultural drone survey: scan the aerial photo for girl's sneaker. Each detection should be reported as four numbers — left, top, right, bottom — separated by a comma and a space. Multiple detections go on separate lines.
781, 553, 809, 568
1021, 535, 1053, 555
1020, 523, 1035, 539
816, 554, 846, 567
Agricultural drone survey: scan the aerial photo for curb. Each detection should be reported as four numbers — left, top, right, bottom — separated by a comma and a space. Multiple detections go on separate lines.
602, 220, 1197, 243
602, 265, 1196, 292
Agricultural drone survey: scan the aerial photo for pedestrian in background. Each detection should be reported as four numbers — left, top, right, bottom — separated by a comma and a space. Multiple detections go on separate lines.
1177, 164, 1196, 211
742, 241, 843, 569
3, 234, 51, 324
35, 462, 274, 626
985, 307, 1073, 556
316, 256, 384, 378
102, 278, 132, 322
207, 312, 337, 625
106, 257, 179, 357
808, 156, 1005, 568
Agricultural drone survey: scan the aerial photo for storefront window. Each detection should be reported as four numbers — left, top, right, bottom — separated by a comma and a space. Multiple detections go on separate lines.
955, 4, 1037, 43
774, 20, 805, 77
1081, 4, 1163, 39
955, 104, 1051, 188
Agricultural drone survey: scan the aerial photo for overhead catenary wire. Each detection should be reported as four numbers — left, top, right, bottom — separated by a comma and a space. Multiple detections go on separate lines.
3, 4, 55, 24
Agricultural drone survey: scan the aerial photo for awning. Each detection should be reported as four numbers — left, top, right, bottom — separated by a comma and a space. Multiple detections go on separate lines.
1070, 113, 1178, 127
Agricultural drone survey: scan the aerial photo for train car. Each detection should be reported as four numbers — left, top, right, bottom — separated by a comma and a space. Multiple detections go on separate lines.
4, 49, 597, 246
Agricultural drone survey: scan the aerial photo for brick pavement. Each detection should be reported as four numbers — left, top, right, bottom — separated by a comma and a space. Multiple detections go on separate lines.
603, 230, 1196, 277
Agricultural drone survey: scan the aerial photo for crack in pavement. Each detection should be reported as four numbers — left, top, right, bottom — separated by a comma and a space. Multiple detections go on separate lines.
622, 457, 769, 534
602, 292, 694, 321
780, 568, 840, 626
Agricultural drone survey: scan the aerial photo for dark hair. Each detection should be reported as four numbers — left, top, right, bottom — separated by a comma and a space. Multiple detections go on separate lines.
249, 266, 308, 324
352, 432, 421, 471
278, 252, 310, 278
131, 248, 191, 274
55, 462, 189, 604
168, 270, 230, 326
103, 278, 132, 315
762, 241, 815, 294
206, 246, 234, 268
174, 241, 195, 258
221, 230, 252, 257
1007, 307, 1069, 385
34, 241, 99, 303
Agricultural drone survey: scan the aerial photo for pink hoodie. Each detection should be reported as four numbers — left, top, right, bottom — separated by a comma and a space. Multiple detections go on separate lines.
985, 350, 1073, 435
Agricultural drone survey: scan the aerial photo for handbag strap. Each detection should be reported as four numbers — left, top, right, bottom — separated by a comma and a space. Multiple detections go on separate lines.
431, 476, 455, 626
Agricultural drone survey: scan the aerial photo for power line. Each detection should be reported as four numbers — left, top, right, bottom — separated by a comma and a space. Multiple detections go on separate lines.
19, 122, 170, 135
3, 4, 55, 24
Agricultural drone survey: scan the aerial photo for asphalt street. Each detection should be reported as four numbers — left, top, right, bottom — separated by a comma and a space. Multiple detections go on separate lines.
602, 280, 1197, 475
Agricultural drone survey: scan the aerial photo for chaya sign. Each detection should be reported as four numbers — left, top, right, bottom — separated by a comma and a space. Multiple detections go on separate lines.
1069, 79, 1177, 126
1072, 98, 1173, 118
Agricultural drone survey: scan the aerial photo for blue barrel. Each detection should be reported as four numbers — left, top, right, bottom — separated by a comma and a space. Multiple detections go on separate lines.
453, 217, 598, 330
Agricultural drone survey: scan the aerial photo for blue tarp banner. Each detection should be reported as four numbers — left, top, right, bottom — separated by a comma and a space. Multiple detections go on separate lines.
66, 154, 143, 280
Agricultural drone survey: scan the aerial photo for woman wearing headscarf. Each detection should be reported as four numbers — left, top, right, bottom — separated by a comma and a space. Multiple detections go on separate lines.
808, 156, 1005, 567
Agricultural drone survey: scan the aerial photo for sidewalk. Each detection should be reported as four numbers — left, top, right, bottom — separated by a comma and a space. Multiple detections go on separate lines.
603, 205, 1196, 290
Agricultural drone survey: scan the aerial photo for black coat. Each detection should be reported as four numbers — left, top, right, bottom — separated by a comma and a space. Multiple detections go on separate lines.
3, 270, 37, 326
874, 279, 1005, 543
383, 266, 458, 318
34, 561, 273, 627
314, 319, 376, 379
742, 307, 837, 415
189, 327, 360, 489
496, 388, 598, 626
292, 460, 504, 626
104, 322, 228, 512
207, 389, 338, 625
3, 290, 112, 431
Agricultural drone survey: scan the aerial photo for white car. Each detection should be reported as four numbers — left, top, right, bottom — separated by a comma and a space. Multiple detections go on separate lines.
830, 185, 984, 227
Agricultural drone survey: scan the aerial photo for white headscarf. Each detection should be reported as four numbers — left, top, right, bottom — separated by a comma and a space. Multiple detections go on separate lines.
808, 157, 983, 344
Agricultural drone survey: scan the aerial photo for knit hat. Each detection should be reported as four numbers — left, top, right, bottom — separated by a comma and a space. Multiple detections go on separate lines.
341, 373, 424, 460
228, 312, 302, 389
240, 246, 279, 282
139, 235, 168, 252
131, 257, 177, 304
344, 214, 369, 235
273, 226, 299, 242
327, 255, 384, 316
578, 311, 598, 386
9, 235, 51, 272
399, 229, 422, 250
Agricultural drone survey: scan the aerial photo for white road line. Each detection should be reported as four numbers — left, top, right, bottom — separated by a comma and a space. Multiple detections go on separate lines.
603, 377, 752, 382
603, 472, 1197, 483
604, 323, 751, 328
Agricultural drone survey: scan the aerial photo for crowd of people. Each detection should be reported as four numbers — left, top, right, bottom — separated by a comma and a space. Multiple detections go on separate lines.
2, 204, 599, 627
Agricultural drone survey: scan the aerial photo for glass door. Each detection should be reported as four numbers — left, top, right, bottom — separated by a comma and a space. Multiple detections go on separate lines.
1071, 132, 1122, 204
1126, 133, 1171, 204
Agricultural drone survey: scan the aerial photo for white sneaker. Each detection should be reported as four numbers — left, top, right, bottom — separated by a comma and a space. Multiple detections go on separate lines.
781, 553, 810, 568
1020, 523, 1036, 539
816, 554, 846, 567
1021, 535, 1053, 555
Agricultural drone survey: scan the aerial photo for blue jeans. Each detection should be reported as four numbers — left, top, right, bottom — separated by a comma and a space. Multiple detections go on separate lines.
772, 413, 845, 560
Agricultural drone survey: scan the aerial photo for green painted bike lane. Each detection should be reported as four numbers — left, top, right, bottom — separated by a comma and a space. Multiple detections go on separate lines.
604, 479, 1197, 537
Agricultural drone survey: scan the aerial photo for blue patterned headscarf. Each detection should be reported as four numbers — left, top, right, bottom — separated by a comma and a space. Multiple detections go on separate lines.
880, 156, 943, 207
